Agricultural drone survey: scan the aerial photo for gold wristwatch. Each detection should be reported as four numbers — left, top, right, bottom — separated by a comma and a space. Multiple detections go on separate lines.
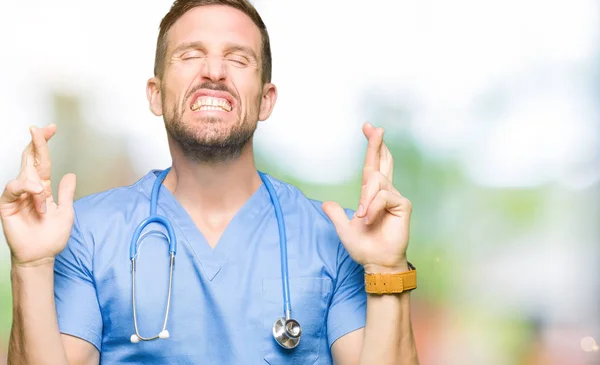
364, 262, 417, 294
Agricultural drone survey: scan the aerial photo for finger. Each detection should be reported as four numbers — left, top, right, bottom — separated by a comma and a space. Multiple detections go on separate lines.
30, 126, 54, 181
363, 123, 394, 182
19, 143, 33, 173
57, 173, 77, 209
362, 122, 376, 138
17, 162, 48, 214
1, 179, 44, 205
362, 126, 384, 185
364, 190, 410, 225
380, 141, 394, 183
18, 124, 56, 176
31, 186, 48, 214
42, 123, 57, 140
322, 201, 351, 240
356, 172, 397, 218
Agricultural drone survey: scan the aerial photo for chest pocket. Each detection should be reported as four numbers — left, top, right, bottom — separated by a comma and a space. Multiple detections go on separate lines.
262, 277, 332, 365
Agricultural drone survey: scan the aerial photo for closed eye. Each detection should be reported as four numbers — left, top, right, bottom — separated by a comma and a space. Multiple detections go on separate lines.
181, 50, 204, 60
226, 54, 250, 67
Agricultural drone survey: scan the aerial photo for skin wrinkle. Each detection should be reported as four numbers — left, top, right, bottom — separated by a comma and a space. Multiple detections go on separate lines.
2, 4, 279, 365
155, 6, 269, 164
161, 78, 261, 163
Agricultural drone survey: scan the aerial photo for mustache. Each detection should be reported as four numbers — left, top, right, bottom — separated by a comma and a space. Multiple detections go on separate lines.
185, 82, 238, 104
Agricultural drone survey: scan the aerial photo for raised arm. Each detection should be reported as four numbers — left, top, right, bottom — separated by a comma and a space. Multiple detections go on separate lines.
1, 125, 98, 365
323, 122, 419, 365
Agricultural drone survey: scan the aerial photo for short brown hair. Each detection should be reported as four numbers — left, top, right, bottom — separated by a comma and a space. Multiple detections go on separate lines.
154, 0, 272, 83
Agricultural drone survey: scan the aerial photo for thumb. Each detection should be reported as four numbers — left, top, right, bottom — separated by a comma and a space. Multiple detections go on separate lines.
57, 173, 77, 208
322, 201, 350, 239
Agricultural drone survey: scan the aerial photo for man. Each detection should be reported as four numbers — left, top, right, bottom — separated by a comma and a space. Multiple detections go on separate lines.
1, 0, 419, 364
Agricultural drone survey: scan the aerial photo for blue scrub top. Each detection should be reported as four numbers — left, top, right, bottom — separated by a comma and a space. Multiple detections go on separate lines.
54, 169, 367, 364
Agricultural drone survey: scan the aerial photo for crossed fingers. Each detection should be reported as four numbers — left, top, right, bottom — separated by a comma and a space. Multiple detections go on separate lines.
356, 123, 410, 224
14, 124, 57, 213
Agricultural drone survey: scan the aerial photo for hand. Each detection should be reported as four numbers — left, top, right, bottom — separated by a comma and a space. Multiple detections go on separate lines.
0, 124, 77, 267
323, 122, 412, 273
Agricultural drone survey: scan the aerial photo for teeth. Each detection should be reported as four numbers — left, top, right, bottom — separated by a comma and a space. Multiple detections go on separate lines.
191, 97, 232, 112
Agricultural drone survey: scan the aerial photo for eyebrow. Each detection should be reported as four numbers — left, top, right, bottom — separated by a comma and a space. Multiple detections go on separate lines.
171, 41, 258, 61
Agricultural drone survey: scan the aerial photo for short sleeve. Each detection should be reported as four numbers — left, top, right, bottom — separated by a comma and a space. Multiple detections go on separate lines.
326, 211, 367, 348
54, 209, 103, 351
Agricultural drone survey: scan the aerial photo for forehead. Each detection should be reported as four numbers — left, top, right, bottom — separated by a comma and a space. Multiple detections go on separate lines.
166, 5, 262, 54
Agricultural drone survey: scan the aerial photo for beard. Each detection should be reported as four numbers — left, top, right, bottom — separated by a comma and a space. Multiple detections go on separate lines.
162, 83, 260, 164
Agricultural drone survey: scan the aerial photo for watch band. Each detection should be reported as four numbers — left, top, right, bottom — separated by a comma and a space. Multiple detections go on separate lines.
364, 262, 417, 294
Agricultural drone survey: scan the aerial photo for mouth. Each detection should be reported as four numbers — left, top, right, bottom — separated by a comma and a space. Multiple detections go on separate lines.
189, 90, 234, 113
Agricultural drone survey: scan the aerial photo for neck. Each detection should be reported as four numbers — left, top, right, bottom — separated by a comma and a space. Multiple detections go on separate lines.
163, 140, 262, 218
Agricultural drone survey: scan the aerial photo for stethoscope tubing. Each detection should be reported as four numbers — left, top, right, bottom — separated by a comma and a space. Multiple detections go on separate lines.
128, 168, 298, 346
258, 171, 292, 317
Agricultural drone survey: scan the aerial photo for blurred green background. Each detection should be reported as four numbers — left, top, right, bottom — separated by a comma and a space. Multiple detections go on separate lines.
1, 1, 599, 364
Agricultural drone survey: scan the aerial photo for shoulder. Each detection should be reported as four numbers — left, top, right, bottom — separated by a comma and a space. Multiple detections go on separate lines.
263, 173, 355, 242
264, 173, 355, 218
72, 171, 154, 224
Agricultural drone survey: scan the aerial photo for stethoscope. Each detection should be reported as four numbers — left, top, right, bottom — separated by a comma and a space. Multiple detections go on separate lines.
128, 167, 302, 349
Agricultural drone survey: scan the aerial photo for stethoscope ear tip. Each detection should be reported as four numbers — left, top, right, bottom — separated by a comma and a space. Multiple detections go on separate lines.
159, 330, 170, 339
130, 334, 140, 343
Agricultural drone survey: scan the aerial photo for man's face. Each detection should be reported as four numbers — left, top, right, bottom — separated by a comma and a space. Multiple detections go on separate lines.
147, 5, 277, 163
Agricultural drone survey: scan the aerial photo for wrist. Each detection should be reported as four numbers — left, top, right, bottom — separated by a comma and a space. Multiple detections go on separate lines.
363, 260, 409, 274
11, 256, 55, 271
364, 261, 417, 294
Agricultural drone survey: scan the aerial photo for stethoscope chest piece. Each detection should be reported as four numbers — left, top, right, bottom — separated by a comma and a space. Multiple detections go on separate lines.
130, 168, 303, 347
272, 316, 302, 349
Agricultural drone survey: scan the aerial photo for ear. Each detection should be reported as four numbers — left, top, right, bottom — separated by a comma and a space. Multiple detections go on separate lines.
258, 83, 278, 121
146, 77, 163, 116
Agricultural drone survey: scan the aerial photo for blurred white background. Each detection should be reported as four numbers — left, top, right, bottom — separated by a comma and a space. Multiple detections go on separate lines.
0, 0, 599, 364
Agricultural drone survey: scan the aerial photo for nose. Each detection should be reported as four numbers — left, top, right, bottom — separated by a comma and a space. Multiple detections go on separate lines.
199, 56, 226, 82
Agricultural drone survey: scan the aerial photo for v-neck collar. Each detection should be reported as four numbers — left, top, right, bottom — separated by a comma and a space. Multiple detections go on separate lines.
139, 169, 272, 281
